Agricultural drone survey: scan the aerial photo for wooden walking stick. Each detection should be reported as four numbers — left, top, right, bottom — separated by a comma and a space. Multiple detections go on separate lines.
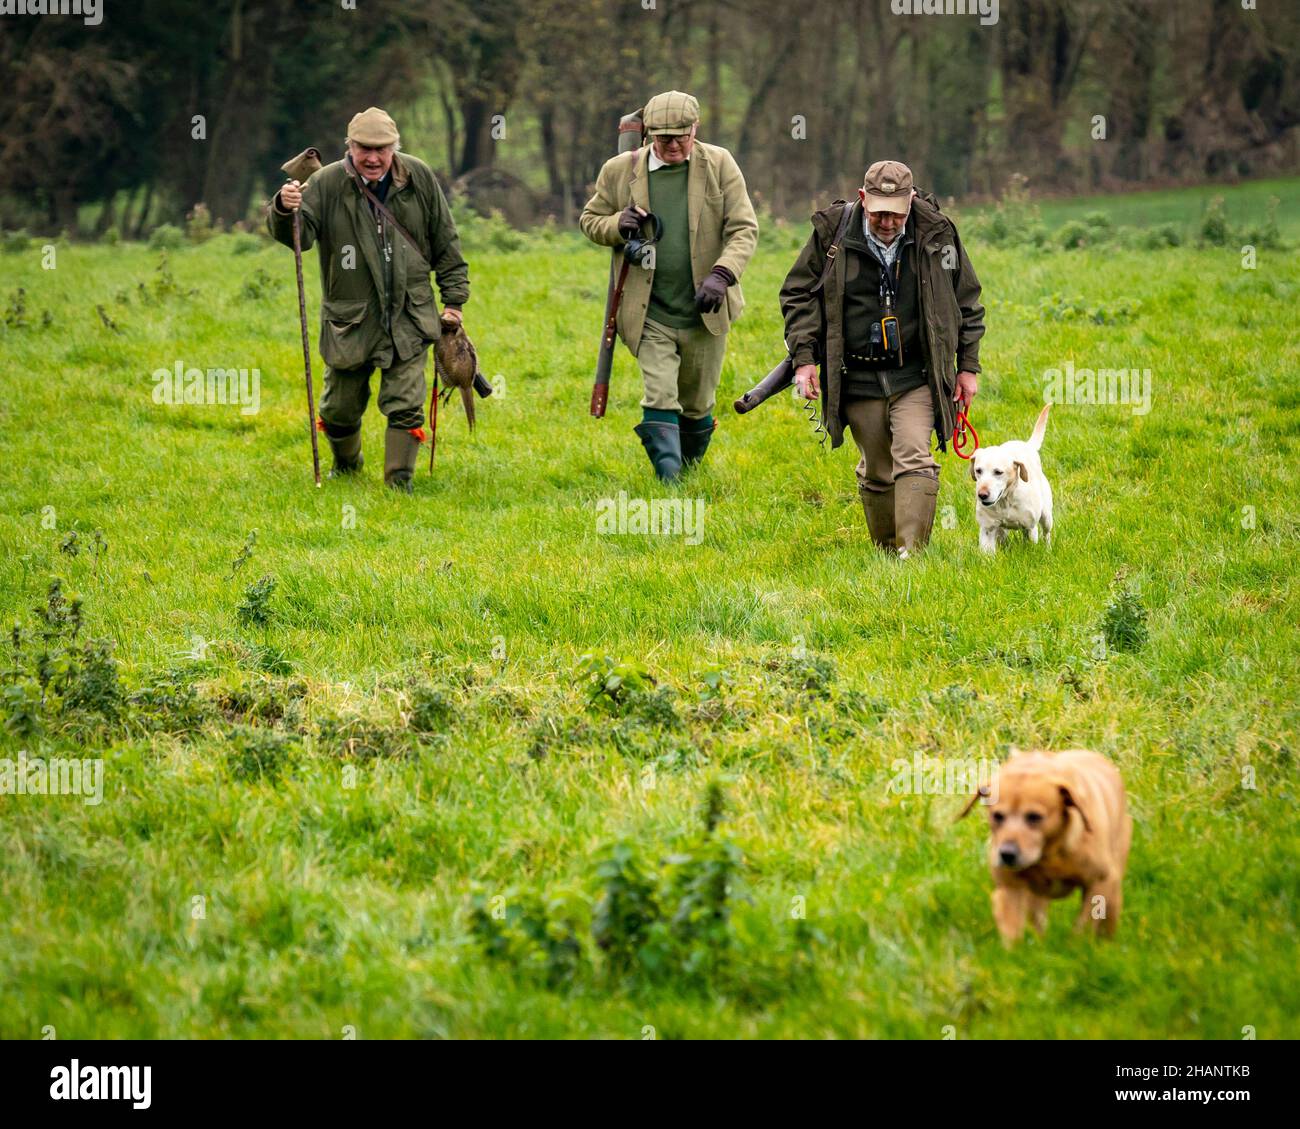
428, 367, 439, 473
280, 147, 325, 486
292, 209, 321, 487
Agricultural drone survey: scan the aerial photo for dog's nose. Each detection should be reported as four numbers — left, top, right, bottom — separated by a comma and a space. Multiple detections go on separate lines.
999, 845, 1019, 867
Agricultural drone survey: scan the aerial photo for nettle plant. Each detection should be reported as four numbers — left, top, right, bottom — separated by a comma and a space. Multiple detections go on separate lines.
58, 528, 109, 580
1100, 579, 1150, 655
236, 575, 277, 631
1, 579, 122, 738
470, 781, 746, 992
766, 649, 837, 700
575, 652, 656, 711
572, 652, 687, 762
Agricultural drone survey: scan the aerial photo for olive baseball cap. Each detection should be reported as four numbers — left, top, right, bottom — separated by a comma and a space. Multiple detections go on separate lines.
863, 160, 914, 214
642, 91, 700, 136
347, 107, 399, 147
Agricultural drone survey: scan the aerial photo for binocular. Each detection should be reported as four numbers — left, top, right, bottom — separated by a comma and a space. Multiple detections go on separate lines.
624, 211, 664, 268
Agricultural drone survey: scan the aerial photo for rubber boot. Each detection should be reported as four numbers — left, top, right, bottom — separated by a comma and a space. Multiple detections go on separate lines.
324, 425, 364, 477
633, 419, 683, 483
894, 473, 939, 558
680, 415, 716, 469
383, 426, 422, 493
859, 485, 895, 551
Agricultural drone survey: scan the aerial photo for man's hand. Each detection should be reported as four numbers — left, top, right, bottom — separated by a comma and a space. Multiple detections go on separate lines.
280, 179, 303, 211
694, 266, 734, 314
618, 204, 647, 240
954, 371, 978, 408
795, 363, 820, 400
441, 307, 463, 328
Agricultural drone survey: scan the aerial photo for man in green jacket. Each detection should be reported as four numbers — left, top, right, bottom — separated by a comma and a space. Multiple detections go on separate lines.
269, 107, 470, 492
580, 91, 759, 482
780, 160, 985, 555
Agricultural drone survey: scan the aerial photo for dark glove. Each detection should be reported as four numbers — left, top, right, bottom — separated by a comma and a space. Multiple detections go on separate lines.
617, 205, 645, 240
694, 265, 735, 314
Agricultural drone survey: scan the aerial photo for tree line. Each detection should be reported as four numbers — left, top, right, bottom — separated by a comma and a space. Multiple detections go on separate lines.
1, 0, 1295, 234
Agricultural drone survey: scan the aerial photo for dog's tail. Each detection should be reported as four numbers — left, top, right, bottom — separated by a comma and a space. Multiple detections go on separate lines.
1028, 403, 1051, 452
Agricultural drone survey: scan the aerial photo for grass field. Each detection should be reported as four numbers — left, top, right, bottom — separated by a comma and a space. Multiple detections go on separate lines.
0, 178, 1296, 1039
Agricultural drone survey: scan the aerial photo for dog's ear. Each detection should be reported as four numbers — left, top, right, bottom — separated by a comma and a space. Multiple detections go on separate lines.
969, 461, 977, 482
1059, 783, 1093, 833
1014, 460, 1029, 482
956, 784, 992, 822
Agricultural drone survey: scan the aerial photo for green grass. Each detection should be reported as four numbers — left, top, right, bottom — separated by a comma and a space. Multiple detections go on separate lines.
1018, 176, 1300, 241
0, 180, 1297, 1039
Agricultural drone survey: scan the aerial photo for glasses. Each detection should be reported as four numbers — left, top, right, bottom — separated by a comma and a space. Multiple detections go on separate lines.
655, 133, 691, 147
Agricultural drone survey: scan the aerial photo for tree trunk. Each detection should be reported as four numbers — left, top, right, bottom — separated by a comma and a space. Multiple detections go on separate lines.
458, 98, 494, 173
94, 190, 117, 236
134, 182, 155, 238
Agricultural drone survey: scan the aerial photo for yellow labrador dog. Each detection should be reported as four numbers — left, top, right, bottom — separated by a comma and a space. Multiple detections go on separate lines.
958, 748, 1131, 946
971, 404, 1053, 552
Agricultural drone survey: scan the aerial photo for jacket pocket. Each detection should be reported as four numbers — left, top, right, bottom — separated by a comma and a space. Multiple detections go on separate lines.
405, 286, 442, 341
319, 298, 371, 370
726, 282, 745, 323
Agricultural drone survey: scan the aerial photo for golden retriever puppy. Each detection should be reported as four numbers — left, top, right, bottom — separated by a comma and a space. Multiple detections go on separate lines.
970, 404, 1053, 552
958, 748, 1131, 945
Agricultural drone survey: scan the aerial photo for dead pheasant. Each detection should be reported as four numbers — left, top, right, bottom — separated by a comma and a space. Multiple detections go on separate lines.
429, 314, 479, 470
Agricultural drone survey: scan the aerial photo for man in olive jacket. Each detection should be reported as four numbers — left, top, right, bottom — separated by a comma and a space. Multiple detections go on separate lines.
780, 160, 985, 554
580, 90, 758, 481
268, 107, 470, 492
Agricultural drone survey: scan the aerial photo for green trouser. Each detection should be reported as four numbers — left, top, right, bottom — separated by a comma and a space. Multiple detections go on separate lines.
319, 345, 429, 434
635, 317, 728, 421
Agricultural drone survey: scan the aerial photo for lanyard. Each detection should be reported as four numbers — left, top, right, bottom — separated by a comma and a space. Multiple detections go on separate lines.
877, 245, 903, 309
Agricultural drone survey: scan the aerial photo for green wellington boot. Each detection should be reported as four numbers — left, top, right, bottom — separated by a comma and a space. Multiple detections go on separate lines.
859, 485, 896, 551
383, 426, 422, 493
894, 474, 939, 558
325, 425, 364, 477
680, 414, 716, 469
633, 417, 683, 483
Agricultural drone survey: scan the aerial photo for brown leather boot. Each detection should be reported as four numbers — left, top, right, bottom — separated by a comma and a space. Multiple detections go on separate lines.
894, 474, 939, 557
383, 426, 422, 493
859, 486, 895, 551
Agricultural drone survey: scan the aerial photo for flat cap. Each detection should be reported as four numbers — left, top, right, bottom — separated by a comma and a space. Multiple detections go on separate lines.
863, 159, 914, 214
347, 107, 399, 147
642, 90, 700, 136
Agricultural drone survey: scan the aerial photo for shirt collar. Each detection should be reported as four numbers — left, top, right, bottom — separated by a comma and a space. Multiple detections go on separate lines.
346, 155, 394, 191
648, 149, 689, 172
862, 209, 909, 266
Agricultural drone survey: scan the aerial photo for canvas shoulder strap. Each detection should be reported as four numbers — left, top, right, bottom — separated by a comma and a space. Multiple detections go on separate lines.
348, 167, 431, 270
811, 200, 855, 294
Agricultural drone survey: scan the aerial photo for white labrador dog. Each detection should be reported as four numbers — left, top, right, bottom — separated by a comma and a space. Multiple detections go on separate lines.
970, 404, 1053, 553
